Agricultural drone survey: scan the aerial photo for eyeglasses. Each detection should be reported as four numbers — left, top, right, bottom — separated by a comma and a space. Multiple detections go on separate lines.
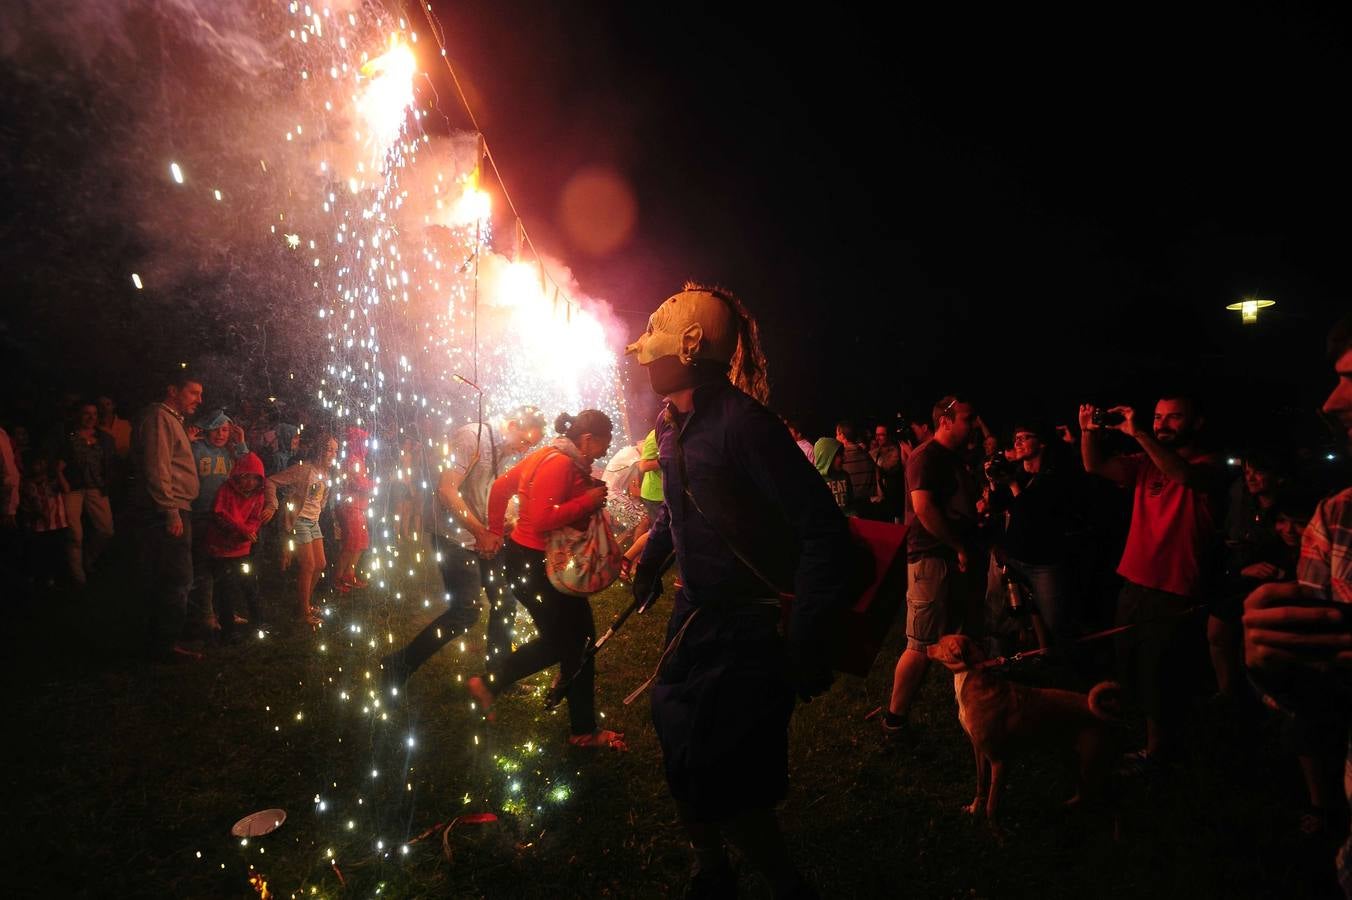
1013, 434, 1039, 444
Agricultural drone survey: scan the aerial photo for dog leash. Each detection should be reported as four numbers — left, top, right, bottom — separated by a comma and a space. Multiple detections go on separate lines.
863, 604, 1203, 720
976, 604, 1204, 671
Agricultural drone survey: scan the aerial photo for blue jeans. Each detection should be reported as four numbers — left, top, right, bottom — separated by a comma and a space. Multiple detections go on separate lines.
385, 538, 513, 679
1004, 557, 1072, 648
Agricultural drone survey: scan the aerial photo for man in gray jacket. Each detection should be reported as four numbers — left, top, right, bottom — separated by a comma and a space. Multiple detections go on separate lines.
132, 368, 203, 661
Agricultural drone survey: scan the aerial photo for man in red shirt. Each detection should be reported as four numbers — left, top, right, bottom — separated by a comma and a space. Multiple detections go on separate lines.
1080, 394, 1224, 774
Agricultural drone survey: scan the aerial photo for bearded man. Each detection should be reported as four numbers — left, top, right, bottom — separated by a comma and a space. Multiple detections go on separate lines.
628, 283, 848, 899
1079, 394, 1226, 776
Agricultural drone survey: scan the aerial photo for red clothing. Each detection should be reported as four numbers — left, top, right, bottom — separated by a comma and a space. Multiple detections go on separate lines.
208, 452, 265, 558
343, 426, 372, 509
1115, 451, 1220, 597
488, 446, 596, 551
337, 504, 370, 551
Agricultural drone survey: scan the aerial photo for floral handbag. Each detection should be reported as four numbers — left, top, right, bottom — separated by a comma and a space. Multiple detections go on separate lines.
545, 507, 624, 597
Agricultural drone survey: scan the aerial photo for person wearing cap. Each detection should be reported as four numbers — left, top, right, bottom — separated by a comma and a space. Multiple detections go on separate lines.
188, 409, 249, 635
627, 282, 849, 898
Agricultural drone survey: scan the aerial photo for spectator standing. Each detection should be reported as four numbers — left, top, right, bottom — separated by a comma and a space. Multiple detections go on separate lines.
813, 436, 852, 511
268, 423, 300, 475
836, 421, 877, 517
1080, 395, 1225, 774
1, 422, 18, 529
638, 427, 665, 524
872, 422, 904, 522
1243, 312, 1352, 894
57, 401, 117, 587
334, 425, 372, 593
188, 409, 249, 633
96, 396, 132, 460
263, 432, 338, 626
18, 449, 68, 595
986, 422, 1081, 652
131, 369, 203, 661
205, 451, 267, 641
1211, 451, 1289, 706
884, 395, 982, 733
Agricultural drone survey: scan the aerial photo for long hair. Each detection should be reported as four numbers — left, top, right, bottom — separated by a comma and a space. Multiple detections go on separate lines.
685, 281, 770, 405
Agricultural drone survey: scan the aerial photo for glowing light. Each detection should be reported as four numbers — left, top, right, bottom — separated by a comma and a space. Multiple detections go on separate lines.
1225, 297, 1275, 324
131, 273, 143, 290
355, 41, 417, 160
170, 162, 184, 183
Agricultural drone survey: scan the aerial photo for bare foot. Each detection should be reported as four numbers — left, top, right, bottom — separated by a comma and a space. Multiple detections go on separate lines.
567, 729, 628, 751
467, 675, 496, 722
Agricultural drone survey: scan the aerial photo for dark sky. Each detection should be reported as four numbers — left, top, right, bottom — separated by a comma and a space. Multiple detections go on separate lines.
427, 1, 1350, 441
0, 1, 1346, 447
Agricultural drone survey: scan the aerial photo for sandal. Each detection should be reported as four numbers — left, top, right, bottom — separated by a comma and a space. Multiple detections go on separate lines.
467, 675, 496, 722
567, 729, 628, 751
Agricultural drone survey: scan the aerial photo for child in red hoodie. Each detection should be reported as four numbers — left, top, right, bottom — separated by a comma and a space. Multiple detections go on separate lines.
207, 452, 266, 640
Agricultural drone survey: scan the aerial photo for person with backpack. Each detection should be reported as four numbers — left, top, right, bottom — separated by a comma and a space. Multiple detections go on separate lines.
465, 409, 623, 750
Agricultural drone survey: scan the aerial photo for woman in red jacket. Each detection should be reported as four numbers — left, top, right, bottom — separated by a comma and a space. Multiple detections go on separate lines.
468, 410, 625, 750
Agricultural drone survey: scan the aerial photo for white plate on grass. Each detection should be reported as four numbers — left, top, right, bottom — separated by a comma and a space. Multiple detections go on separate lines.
231, 808, 287, 837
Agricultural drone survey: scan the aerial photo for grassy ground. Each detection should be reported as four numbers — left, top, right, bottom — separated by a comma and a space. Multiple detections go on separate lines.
3, 536, 1342, 899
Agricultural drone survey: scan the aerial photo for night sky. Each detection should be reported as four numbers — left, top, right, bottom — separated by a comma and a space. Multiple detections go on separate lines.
1, 1, 1348, 446
425, 1, 1350, 440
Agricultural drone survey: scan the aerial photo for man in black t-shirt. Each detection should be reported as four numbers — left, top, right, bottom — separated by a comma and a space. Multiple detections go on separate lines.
883, 394, 980, 733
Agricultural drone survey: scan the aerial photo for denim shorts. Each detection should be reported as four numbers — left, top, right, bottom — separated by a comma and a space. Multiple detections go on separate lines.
906, 556, 952, 651
292, 517, 323, 545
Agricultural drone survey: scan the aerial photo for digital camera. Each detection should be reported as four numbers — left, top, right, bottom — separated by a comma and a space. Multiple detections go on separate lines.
983, 451, 1016, 482
1091, 408, 1126, 428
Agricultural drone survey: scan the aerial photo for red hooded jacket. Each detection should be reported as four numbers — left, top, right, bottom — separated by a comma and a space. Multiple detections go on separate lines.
208, 452, 266, 558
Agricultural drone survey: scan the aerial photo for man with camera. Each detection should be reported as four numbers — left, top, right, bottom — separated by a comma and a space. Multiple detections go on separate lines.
986, 422, 1079, 653
1080, 395, 1225, 776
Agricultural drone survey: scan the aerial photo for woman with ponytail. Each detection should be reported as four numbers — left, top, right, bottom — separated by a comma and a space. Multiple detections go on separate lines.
467, 409, 626, 750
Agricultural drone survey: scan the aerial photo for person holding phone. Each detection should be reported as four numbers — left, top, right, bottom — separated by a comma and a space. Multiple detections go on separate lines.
1079, 394, 1226, 777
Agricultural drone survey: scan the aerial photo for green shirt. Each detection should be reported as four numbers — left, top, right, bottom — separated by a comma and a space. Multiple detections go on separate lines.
640, 429, 664, 502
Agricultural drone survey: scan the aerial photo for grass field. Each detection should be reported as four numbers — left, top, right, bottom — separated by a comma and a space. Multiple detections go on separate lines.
3, 539, 1342, 899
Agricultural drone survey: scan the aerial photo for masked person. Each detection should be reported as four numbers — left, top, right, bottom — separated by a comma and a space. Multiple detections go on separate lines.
628, 283, 849, 899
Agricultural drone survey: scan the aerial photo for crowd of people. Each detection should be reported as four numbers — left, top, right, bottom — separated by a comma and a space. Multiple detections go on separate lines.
1, 299, 1349, 899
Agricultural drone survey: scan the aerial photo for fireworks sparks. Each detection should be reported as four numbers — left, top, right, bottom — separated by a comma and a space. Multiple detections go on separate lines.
186, 1, 630, 892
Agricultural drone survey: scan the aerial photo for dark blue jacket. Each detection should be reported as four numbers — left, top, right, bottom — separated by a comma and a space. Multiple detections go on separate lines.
638, 379, 850, 666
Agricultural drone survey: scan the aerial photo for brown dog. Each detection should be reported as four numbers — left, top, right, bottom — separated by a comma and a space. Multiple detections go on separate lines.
927, 634, 1123, 830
